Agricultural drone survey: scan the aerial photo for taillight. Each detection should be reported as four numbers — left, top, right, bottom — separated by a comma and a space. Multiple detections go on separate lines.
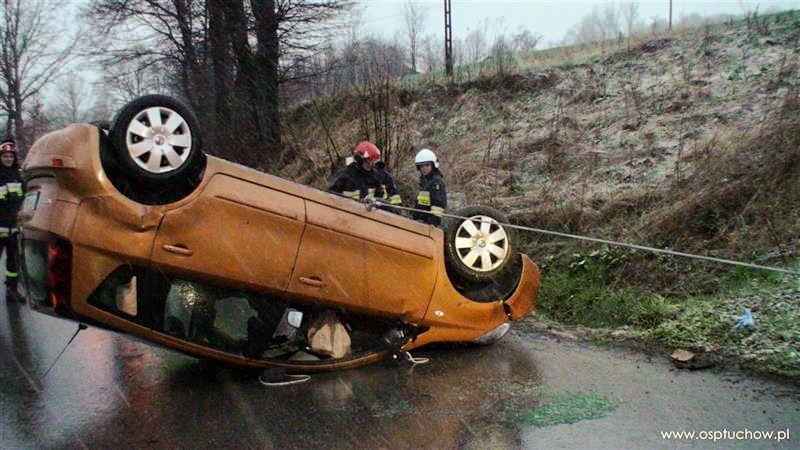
48, 239, 72, 316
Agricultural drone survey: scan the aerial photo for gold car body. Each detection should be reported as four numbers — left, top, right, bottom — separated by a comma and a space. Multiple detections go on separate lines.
20, 124, 541, 371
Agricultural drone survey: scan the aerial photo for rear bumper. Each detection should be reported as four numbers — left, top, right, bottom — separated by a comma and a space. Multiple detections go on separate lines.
504, 255, 541, 320
409, 254, 541, 349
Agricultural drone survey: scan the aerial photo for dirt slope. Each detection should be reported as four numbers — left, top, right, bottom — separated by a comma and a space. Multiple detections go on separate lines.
282, 11, 799, 256
280, 10, 800, 379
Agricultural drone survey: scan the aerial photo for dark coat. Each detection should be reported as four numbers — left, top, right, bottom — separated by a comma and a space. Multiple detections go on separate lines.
0, 157, 23, 228
374, 162, 402, 205
328, 162, 384, 200
413, 169, 446, 226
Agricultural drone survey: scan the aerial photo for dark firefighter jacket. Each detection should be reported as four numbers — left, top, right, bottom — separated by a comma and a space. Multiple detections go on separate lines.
328, 162, 384, 200
374, 162, 402, 205
0, 158, 23, 234
413, 169, 446, 226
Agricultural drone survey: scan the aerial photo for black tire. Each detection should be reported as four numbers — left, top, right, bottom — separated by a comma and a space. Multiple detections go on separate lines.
109, 94, 203, 185
444, 205, 520, 285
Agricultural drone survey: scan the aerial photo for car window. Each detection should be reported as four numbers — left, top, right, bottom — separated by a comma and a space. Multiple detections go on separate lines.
87, 267, 395, 363
88, 268, 283, 357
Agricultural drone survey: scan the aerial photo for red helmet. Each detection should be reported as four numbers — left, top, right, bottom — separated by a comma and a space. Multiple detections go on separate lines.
353, 141, 380, 164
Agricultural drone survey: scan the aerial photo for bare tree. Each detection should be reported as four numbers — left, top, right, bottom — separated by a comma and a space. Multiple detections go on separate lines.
401, 1, 429, 73
0, 0, 81, 147
649, 16, 669, 35
621, 2, 639, 49
86, 0, 209, 122
564, 8, 604, 45
86, 0, 348, 164
602, 3, 621, 43
342, 2, 365, 48
21, 94, 51, 152
465, 27, 487, 66
86, 84, 117, 122
419, 33, 442, 74
337, 7, 365, 87
331, 36, 410, 171
563, 4, 621, 46
97, 59, 170, 104
491, 21, 512, 75
249, 0, 347, 158
52, 75, 92, 125
511, 27, 543, 57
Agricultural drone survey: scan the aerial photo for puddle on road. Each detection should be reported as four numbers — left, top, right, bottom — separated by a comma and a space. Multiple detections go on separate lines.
2, 304, 614, 450
217, 337, 617, 448
271, 340, 546, 448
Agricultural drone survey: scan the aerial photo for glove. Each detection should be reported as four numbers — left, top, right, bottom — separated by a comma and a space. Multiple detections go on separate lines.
362, 195, 380, 211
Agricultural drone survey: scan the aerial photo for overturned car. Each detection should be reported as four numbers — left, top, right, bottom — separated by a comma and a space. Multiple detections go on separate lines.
19, 95, 541, 372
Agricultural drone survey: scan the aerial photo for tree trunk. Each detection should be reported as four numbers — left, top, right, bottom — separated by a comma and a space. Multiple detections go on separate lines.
13, 91, 25, 149
252, 0, 281, 156
225, 0, 253, 93
207, 0, 231, 148
173, 0, 208, 126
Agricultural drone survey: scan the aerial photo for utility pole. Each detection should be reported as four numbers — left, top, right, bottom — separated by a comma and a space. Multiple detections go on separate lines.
444, 0, 453, 77
668, 0, 672, 30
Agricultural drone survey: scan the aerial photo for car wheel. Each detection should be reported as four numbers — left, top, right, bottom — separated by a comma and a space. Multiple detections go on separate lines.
444, 205, 518, 284
109, 94, 203, 185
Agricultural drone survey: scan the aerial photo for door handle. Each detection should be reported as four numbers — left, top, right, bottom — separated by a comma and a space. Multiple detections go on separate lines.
163, 244, 193, 256
298, 277, 325, 288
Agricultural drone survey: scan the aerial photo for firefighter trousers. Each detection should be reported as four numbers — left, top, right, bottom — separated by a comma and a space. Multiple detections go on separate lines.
0, 233, 19, 290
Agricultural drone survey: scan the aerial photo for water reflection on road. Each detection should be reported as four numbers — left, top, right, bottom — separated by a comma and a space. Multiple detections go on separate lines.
1, 300, 542, 449
6, 297, 800, 449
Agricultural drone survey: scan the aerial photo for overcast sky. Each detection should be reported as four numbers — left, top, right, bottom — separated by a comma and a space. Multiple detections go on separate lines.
354, 0, 799, 46
50, 0, 798, 111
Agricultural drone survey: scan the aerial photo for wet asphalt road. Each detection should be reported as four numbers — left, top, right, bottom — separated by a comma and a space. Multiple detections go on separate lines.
2, 293, 800, 449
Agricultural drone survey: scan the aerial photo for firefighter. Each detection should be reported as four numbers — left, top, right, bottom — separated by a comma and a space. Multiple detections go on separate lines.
412, 148, 447, 226
328, 141, 384, 201
374, 160, 402, 206
0, 137, 23, 302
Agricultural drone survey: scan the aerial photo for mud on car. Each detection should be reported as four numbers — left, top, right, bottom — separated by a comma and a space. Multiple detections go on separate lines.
19, 95, 541, 372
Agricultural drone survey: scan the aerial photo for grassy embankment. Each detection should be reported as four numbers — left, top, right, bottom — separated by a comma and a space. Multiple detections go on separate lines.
280, 10, 800, 379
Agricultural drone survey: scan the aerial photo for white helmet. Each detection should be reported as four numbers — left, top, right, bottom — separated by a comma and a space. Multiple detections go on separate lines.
414, 148, 439, 168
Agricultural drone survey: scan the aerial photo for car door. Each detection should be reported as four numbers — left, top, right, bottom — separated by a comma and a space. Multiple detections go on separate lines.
287, 197, 438, 322
151, 173, 306, 295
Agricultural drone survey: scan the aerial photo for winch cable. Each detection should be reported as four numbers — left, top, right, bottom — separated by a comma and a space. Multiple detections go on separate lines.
42, 323, 88, 379
366, 200, 800, 277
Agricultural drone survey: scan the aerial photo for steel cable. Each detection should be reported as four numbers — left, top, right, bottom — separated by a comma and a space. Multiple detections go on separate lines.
367, 200, 800, 277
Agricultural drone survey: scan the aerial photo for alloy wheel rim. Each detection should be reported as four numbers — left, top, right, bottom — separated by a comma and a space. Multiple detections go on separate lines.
125, 106, 192, 174
454, 215, 509, 272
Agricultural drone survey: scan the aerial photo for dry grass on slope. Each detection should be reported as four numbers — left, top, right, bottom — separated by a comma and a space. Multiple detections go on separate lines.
640, 104, 800, 254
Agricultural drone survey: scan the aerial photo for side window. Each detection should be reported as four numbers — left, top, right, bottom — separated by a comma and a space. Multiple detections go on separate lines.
162, 280, 279, 355
87, 267, 399, 363
88, 267, 288, 357
87, 267, 170, 329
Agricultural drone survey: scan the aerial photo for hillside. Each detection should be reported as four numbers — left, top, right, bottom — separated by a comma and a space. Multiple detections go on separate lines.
278, 11, 800, 379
